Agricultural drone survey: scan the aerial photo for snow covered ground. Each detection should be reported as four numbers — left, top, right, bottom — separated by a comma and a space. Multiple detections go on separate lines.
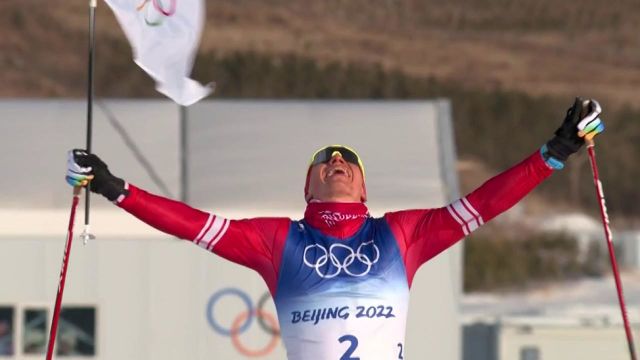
462, 272, 640, 323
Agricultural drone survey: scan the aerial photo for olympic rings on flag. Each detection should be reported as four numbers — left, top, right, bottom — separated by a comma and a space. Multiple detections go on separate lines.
207, 288, 280, 357
136, 0, 177, 27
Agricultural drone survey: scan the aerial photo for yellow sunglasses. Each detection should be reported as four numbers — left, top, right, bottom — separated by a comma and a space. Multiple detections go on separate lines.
309, 145, 365, 179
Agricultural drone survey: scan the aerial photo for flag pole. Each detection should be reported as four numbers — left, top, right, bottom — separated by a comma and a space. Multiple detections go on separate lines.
46, 2, 97, 356
80, 0, 97, 243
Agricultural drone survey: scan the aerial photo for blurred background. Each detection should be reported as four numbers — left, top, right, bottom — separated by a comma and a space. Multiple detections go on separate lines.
1, 0, 639, 359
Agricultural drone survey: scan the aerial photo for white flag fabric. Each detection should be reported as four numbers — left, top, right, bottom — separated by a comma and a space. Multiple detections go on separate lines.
104, 0, 212, 106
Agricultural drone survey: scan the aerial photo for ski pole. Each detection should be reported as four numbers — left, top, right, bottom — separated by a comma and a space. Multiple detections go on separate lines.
586, 139, 637, 360
45, 187, 82, 360
80, 0, 97, 244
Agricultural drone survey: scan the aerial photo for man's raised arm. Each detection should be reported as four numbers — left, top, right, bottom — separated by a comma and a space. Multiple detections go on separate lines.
65, 150, 290, 295
384, 97, 605, 286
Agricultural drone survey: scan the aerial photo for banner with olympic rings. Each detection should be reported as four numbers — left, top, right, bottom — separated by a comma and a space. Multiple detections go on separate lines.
104, 0, 212, 106
206, 288, 284, 358
136, 0, 177, 26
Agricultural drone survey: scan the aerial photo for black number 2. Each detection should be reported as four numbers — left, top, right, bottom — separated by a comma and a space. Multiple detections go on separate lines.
338, 335, 360, 360
397, 343, 404, 359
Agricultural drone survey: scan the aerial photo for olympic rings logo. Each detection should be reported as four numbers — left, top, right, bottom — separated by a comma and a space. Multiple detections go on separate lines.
207, 288, 280, 357
303, 240, 380, 278
136, 0, 177, 27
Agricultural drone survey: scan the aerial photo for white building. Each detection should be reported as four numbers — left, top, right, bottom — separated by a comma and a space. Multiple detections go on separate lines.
462, 276, 640, 360
0, 99, 462, 359
464, 314, 640, 360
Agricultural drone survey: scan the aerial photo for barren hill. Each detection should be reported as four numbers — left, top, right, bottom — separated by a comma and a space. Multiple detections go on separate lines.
2, 0, 640, 106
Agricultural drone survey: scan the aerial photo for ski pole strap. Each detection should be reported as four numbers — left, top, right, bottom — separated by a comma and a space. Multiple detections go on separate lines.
540, 144, 565, 170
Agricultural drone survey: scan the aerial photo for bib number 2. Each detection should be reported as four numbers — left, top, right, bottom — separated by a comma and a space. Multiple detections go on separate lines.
338, 335, 404, 359
338, 335, 360, 360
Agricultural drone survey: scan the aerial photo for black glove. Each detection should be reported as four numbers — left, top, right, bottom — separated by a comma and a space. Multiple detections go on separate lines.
545, 97, 591, 162
66, 149, 128, 202
545, 97, 604, 165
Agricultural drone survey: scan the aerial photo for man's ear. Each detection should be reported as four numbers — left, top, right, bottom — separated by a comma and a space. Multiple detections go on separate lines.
304, 167, 312, 202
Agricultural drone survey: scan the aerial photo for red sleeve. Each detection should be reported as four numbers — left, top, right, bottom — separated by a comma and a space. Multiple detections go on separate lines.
384, 150, 553, 286
117, 184, 290, 295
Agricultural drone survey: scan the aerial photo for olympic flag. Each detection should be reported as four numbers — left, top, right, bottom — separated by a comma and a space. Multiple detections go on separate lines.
104, 0, 212, 106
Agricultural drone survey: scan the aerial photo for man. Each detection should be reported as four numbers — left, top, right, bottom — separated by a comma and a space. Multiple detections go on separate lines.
66, 98, 603, 359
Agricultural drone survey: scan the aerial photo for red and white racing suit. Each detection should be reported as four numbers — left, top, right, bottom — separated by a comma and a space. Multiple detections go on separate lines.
116, 151, 553, 359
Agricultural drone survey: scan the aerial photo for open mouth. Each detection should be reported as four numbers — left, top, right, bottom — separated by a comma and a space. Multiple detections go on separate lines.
326, 167, 349, 179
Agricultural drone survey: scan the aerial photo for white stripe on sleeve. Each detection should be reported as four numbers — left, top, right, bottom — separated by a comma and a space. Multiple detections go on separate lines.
461, 197, 484, 225
207, 218, 230, 251
447, 204, 469, 235
194, 214, 214, 244
447, 197, 483, 235
200, 216, 229, 251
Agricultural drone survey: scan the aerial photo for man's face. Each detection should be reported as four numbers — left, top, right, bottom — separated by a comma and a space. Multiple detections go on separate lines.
307, 153, 366, 202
